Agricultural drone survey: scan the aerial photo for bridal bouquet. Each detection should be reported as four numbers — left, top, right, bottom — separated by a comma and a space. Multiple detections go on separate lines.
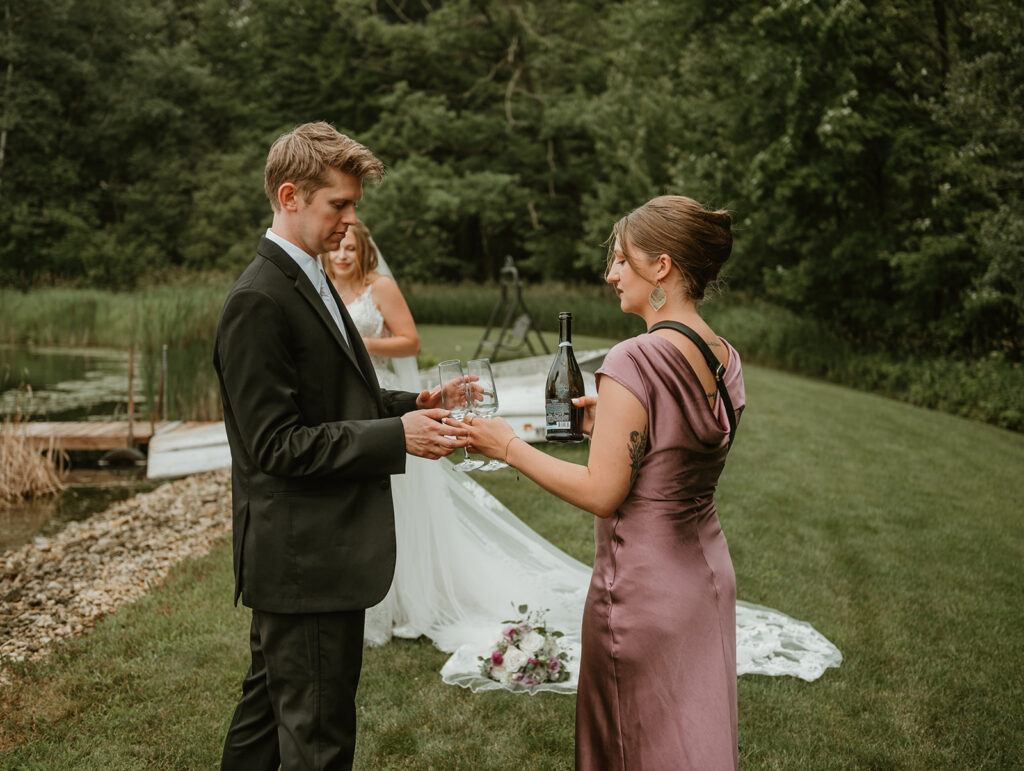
479, 605, 571, 688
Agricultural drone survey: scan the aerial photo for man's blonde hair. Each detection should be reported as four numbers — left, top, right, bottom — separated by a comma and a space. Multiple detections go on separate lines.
265, 122, 384, 211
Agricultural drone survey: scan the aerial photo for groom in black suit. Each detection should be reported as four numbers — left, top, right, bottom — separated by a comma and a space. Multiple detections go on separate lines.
215, 122, 466, 770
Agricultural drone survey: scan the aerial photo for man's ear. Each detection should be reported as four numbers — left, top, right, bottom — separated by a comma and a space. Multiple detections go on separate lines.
278, 182, 300, 211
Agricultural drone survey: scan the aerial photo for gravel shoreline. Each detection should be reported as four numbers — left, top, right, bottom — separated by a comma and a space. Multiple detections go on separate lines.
0, 469, 231, 680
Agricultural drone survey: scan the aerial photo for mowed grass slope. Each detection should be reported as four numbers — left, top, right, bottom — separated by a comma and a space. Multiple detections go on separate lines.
1, 364, 1022, 769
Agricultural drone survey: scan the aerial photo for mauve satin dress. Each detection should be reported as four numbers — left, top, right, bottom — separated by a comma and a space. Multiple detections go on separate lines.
576, 333, 745, 771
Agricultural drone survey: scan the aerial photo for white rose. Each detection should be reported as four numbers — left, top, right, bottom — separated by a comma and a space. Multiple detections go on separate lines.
490, 664, 507, 682
503, 645, 528, 672
520, 630, 545, 654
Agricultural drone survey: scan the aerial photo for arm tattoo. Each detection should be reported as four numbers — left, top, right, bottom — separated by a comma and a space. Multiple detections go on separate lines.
627, 427, 647, 485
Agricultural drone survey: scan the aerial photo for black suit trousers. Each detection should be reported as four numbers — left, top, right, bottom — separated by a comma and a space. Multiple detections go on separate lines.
221, 609, 365, 771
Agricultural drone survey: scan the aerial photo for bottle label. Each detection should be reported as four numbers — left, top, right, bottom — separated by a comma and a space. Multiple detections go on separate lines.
545, 399, 572, 430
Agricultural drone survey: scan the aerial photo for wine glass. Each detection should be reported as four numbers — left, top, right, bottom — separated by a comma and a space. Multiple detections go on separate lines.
438, 359, 484, 472
467, 358, 508, 471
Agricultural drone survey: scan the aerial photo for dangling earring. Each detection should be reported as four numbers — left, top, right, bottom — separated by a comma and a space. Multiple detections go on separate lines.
648, 282, 667, 311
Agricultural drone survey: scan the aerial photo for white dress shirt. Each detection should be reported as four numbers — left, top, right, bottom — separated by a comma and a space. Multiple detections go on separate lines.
265, 228, 350, 347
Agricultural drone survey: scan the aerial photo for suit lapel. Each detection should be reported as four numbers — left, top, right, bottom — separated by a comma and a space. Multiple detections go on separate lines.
297, 277, 386, 409
320, 280, 387, 410
257, 237, 380, 400
292, 275, 365, 372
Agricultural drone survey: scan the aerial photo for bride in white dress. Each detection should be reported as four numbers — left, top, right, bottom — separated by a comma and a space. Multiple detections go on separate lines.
322, 223, 842, 693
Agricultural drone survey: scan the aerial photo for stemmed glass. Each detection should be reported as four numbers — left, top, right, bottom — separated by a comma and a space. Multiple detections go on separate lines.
438, 359, 484, 472
467, 358, 508, 471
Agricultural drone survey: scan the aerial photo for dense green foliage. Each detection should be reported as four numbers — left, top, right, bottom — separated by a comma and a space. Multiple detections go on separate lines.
1, 0, 1021, 364
3, 368, 1023, 767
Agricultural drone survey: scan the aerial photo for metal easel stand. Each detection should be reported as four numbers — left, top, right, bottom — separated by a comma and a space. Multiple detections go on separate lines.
473, 256, 550, 362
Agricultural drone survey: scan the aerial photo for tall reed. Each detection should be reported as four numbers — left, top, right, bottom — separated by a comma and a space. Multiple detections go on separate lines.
0, 284, 229, 422
0, 414, 66, 505
1, 283, 1020, 430
129, 286, 227, 422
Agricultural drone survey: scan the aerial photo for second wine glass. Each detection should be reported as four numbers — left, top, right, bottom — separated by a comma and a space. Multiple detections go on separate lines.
438, 359, 484, 472
467, 358, 508, 471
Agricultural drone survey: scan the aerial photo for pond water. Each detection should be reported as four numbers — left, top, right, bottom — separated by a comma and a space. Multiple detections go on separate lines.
1, 344, 146, 421
1, 345, 157, 554
1, 469, 159, 554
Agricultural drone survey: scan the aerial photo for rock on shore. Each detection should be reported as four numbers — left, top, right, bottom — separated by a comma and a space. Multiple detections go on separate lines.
0, 469, 231, 676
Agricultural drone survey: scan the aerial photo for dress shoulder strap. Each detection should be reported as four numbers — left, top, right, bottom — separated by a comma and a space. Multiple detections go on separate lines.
648, 320, 737, 448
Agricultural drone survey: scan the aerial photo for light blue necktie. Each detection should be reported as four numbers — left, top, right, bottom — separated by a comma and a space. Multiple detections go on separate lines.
317, 270, 351, 347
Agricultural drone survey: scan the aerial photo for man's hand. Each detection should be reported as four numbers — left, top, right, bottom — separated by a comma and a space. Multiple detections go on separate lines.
415, 386, 443, 410
401, 408, 470, 459
416, 375, 481, 411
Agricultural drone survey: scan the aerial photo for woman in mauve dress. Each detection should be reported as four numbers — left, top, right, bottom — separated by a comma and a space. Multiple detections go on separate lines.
461, 195, 743, 770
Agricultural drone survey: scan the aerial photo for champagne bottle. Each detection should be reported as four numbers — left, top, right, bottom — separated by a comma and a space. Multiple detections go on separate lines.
545, 311, 585, 442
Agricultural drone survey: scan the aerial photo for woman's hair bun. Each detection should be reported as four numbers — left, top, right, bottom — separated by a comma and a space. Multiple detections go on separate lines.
707, 209, 732, 229
704, 209, 733, 266
607, 195, 734, 300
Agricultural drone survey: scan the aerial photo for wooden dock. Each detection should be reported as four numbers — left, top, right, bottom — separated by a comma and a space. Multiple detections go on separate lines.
14, 421, 214, 452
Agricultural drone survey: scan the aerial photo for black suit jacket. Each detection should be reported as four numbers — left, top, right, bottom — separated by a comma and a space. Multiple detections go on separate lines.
213, 236, 419, 613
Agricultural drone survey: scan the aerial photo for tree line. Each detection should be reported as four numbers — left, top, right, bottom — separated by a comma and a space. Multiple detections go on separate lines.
1, 0, 1020, 360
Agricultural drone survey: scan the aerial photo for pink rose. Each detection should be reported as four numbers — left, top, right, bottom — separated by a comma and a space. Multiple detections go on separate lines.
491, 651, 504, 666
548, 658, 561, 673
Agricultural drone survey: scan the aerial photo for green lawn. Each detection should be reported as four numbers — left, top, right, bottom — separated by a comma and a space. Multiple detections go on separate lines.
415, 324, 613, 371
2, 364, 1022, 768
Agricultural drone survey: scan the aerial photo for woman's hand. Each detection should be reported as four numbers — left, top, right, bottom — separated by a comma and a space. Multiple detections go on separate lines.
573, 395, 598, 436
448, 414, 517, 461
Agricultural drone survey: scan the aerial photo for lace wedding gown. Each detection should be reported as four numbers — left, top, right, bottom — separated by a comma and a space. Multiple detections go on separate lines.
346, 284, 842, 693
